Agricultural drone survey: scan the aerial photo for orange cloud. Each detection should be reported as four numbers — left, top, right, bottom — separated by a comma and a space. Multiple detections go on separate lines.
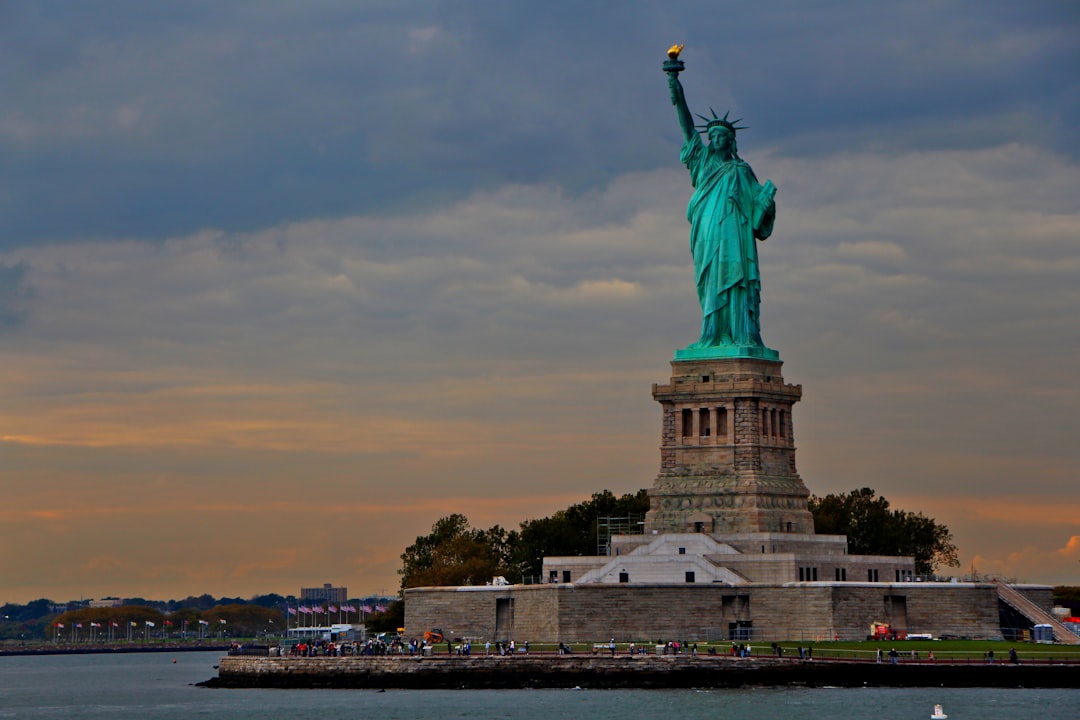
967, 536, 1080, 584
892, 495, 1080, 527
0, 492, 587, 524
1058, 536, 1080, 559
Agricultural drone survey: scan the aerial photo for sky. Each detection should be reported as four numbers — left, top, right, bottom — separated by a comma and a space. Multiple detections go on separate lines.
2, 0, 1079, 605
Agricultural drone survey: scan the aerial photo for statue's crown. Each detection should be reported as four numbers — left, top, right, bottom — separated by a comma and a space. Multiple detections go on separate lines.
695, 109, 748, 134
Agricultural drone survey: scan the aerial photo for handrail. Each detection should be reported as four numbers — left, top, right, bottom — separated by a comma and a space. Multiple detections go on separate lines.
996, 581, 1080, 645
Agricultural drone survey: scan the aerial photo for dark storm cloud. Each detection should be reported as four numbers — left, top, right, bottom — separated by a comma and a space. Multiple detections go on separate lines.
2, 1, 1074, 249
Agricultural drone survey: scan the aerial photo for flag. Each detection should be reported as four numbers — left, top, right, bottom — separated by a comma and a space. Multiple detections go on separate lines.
55, 623, 65, 628
375, 605, 387, 613
299, 606, 311, 614
360, 604, 373, 614
75, 623, 83, 628
218, 619, 227, 624
164, 620, 172, 626
111, 622, 119, 627
198, 620, 209, 626
288, 607, 297, 616
344, 604, 356, 613
145, 621, 155, 627
328, 605, 338, 613
90, 622, 101, 628
130, 621, 138, 627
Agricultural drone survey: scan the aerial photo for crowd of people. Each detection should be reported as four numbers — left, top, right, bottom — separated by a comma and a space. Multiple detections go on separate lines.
286, 637, 403, 656
270, 637, 1031, 664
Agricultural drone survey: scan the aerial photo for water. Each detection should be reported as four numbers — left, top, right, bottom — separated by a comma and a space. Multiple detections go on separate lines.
1, 651, 1078, 719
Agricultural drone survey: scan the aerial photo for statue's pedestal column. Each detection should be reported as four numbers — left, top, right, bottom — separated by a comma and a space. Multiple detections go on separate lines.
645, 356, 814, 535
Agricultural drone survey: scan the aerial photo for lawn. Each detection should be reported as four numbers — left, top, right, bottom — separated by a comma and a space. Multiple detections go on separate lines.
761, 640, 1080, 663
534, 640, 1080, 663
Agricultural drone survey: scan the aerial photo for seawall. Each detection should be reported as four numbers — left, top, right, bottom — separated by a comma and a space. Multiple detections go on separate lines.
203, 654, 1080, 689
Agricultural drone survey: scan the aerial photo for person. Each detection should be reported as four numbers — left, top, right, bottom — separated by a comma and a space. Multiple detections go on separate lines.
609, 638, 616, 657
876, 647, 883, 663
665, 58, 777, 351
1009, 647, 1018, 664
888, 648, 899, 665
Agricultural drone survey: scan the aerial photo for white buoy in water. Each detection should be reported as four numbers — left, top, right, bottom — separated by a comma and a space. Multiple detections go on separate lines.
930, 704, 947, 719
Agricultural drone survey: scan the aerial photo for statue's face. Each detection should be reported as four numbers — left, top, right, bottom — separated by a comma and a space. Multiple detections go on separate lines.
708, 125, 734, 152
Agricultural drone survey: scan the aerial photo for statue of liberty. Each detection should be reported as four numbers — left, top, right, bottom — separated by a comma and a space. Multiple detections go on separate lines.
664, 46, 778, 360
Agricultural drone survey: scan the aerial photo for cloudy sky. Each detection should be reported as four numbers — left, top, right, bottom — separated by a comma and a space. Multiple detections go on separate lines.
2, 1, 1078, 604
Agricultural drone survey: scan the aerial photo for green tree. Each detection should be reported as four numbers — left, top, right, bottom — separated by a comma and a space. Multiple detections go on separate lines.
399, 514, 520, 590
204, 603, 284, 637
1053, 586, 1080, 616
398, 491, 652, 588
514, 489, 651, 579
809, 487, 959, 575
365, 600, 405, 633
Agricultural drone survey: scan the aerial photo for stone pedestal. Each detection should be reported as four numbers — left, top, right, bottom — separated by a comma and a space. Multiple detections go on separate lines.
645, 357, 814, 535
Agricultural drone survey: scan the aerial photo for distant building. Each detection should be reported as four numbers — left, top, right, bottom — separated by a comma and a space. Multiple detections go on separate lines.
89, 598, 123, 608
301, 583, 347, 604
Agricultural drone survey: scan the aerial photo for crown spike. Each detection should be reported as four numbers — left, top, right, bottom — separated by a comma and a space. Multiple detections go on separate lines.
694, 108, 749, 135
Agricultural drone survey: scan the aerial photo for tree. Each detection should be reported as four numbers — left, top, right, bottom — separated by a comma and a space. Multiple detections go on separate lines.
249, 593, 288, 609
1, 599, 54, 623
809, 487, 959, 575
366, 600, 405, 633
399, 514, 520, 590
397, 491, 653, 588
514, 489, 651, 578
1053, 587, 1080, 616
204, 604, 283, 636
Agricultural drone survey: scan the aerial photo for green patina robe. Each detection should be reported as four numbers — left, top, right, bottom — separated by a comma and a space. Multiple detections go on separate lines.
681, 134, 776, 348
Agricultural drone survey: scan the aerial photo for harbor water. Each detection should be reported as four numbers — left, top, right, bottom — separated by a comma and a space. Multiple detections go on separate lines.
1, 651, 1078, 719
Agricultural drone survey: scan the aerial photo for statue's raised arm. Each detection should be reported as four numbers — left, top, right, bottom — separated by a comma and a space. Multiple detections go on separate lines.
663, 45, 696, 142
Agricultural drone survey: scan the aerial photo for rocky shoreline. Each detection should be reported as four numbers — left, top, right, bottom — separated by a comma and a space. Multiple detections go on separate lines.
201, 654, 1080, 689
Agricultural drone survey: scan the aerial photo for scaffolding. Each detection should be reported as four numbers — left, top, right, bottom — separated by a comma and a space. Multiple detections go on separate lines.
596, 514, 646, 556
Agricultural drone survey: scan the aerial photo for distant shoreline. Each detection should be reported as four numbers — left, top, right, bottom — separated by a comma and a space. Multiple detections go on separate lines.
202, 654, 1080, 690
0, 644, 230, 657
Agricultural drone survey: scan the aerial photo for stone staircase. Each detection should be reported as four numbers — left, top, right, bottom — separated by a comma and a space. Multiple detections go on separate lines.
996, 581, 1080, 645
